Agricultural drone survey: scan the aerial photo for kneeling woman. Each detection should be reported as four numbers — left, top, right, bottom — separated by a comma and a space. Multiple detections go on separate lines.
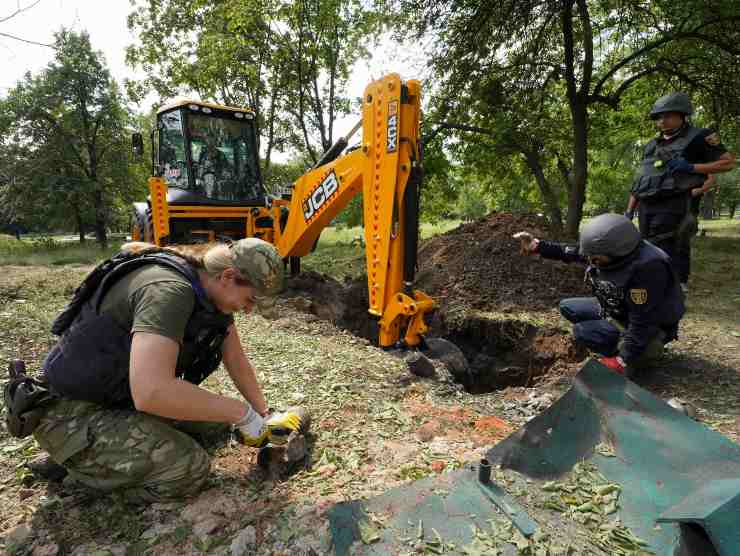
34, 238, 302, 502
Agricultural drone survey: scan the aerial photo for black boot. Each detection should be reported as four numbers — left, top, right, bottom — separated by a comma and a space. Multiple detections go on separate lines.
27, 454, 68, 482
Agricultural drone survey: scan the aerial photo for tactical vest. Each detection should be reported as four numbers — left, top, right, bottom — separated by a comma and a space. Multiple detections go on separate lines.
43, 252, 233, 407
586, 241, 684, 330
632, 126, 707, 200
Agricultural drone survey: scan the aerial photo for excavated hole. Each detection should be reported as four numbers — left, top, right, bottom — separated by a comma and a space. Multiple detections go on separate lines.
439, 316, 585, 393
280, 272, 585, 392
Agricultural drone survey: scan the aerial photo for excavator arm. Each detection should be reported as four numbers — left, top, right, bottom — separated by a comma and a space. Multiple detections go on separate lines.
275, 74, 433, 348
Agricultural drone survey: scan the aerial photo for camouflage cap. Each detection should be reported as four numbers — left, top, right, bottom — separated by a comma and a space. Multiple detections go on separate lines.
230, 238, 284, 297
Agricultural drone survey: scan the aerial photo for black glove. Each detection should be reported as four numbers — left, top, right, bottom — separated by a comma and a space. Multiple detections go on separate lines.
624, 209, 635, 220
667, 158, 694, 174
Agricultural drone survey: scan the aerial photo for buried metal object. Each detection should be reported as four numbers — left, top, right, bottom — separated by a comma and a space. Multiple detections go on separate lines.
257, 407, 312, 478
389, 337, 471, 379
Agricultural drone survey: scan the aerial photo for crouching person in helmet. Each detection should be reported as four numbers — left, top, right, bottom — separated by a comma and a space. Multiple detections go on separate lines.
514, 214, 685, 376
29, 238, 304, 502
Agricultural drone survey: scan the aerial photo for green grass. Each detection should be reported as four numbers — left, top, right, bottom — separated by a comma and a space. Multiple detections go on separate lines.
302, 220, 461, 278
697, 217, 740, 237
0, 235, 124, 266
689, 218, 740, 326
0, 223, 463, 272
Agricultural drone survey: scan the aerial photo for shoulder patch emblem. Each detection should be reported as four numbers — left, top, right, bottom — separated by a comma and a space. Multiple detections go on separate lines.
705, 132, 721, 146
630, 288, 648, 305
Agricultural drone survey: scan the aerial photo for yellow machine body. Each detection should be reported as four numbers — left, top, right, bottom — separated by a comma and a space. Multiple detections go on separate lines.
136, 74, 434, 347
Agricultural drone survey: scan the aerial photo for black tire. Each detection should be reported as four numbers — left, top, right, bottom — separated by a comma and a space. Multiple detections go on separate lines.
289, 256, 301, 276
144, 208, 154, 243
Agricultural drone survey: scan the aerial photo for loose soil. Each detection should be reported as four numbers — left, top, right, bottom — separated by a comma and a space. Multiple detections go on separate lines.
415, 212, 586, 313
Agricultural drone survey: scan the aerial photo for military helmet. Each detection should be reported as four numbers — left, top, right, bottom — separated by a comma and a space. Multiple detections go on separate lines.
229, 238, 284, 296
649, 92, 694, 119
580, 214, 641, 258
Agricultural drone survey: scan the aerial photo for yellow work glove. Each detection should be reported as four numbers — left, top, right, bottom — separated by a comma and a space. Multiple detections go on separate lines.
264, 410, 304, 445
234, 406, 305, 447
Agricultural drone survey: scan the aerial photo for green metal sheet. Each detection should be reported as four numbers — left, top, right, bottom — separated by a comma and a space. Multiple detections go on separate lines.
486, 360, 740, 555
327, 360, 740, 555
656, 479, 740, 556
477, 479, 538, 538
328, 466, 510, 555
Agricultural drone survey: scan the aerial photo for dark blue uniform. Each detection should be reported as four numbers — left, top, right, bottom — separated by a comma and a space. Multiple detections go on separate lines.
633, 125, 727, 283
538, 240, 685, 363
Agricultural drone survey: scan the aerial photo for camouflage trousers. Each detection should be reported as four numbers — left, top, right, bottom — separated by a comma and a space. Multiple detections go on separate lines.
33, 398, 230, 503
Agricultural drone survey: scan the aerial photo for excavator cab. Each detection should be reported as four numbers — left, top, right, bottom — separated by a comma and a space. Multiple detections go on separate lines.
158, 102, 265, 204
132, 101, 270, 244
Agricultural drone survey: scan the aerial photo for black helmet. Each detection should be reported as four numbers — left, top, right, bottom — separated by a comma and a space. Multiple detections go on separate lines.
649, 92, 694, 119
580, 214, 641, 258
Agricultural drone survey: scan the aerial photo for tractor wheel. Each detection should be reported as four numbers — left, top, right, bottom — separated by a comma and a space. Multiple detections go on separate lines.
131, 209, 154, 244
289, 256, 301, 276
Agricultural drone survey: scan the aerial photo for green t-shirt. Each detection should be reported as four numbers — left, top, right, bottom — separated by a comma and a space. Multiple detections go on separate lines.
98, 265, 196, 343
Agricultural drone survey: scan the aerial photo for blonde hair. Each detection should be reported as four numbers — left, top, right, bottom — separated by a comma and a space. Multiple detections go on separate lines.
120, 241, 235, 278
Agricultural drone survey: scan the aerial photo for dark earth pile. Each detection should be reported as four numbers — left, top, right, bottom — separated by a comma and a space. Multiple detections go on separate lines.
283, 212, 588, 336
414, 212, 587, 313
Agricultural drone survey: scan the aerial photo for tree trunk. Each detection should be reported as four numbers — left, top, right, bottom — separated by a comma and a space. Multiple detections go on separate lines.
523, 151, 564, 234
561, 1, 590, 239
72, 204, 85, 243
92, 186, 107, 248
566, 99, 589, 238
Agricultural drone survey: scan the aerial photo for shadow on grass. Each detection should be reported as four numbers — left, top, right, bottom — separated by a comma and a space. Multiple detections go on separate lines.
635, 350, 740, 421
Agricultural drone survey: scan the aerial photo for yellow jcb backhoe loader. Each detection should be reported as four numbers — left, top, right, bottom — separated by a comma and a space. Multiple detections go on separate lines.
131, 74, 441, 351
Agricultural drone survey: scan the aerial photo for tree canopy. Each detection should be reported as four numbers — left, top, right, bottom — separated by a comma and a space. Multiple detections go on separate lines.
126, 0, 384, 178
1, 2, 738, 243
403, 0, 740, 234
0, 29, 139, 246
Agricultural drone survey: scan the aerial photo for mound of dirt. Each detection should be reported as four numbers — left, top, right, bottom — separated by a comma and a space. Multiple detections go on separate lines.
415, 212, 587, 313
282, 212, 590, 342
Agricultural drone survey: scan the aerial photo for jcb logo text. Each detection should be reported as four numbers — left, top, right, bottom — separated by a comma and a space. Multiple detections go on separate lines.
303, 171, 339, 221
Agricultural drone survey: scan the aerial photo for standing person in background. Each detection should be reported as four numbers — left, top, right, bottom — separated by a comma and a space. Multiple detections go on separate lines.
625, 92, 735, 293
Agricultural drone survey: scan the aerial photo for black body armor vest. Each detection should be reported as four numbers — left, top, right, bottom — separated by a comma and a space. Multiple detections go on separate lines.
632, 126, 707, 200
586, 241, 684, 331
43, 252, 232, 407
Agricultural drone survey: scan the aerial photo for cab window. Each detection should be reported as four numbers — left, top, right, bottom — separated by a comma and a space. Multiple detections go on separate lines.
158, 110, 188, 189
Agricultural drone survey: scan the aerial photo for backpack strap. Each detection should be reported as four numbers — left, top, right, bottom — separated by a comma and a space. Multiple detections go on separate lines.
51, 251, 210, 337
